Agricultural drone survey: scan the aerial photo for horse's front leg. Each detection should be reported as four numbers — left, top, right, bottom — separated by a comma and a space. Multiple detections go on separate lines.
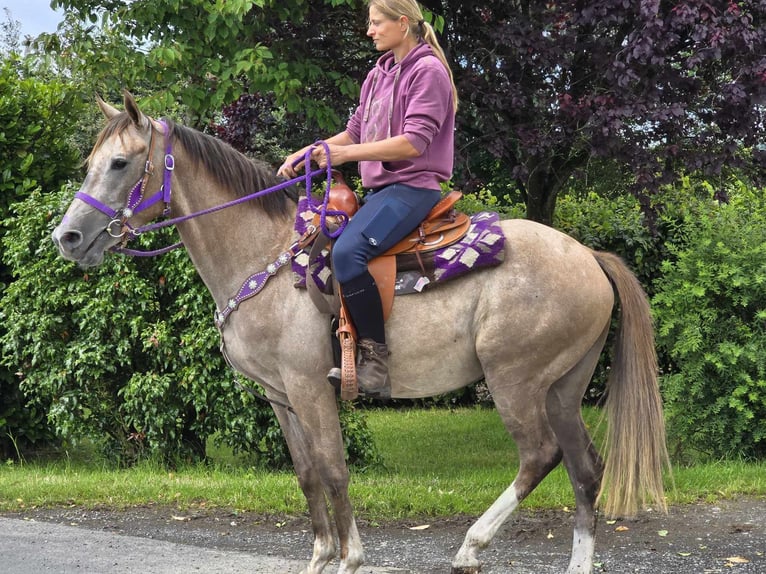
272, 404, 338, 573
280, 389, 365, 574
325, 476, 363, 574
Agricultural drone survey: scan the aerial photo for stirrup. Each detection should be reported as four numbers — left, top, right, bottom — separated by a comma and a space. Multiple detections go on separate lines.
327, 367, 342, 391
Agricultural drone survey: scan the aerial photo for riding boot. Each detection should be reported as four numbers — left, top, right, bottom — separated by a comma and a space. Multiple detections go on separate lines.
356, 338, 391, 399
335, 270, 390, 398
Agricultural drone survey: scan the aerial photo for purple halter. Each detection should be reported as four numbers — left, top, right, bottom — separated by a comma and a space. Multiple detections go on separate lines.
75, 119, 174, 248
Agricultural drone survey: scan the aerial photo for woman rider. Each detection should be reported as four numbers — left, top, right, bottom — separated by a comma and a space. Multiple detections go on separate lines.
278, 0, 458, 398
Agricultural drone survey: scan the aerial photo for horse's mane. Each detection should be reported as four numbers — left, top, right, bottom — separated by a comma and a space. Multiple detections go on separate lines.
92, 114, 300, 219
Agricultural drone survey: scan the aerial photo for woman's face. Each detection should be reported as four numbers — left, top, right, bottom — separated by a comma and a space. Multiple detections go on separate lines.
367, 6, 406, 53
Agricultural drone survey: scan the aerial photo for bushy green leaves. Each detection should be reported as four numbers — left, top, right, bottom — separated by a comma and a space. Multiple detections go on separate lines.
12, 188, 251, 464
653, 183, 766, 460
0, 56, 82, 213
0, 185, 379, 468
0, 54, 85, 458
50, 0, 367, 130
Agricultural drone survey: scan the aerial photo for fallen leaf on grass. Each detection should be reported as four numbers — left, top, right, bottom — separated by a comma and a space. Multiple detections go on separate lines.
615, 525, 630, 532
408, 524, 430, 531
657, 530, 669, 537
547, 530, 554, 539
724, 556, 750, 565
171, 515, 191, 521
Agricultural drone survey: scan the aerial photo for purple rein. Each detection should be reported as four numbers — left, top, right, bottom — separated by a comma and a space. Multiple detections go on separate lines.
74, 123, 348, 256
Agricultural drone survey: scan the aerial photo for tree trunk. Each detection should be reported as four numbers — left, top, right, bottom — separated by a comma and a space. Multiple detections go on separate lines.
523, 163, 562, 226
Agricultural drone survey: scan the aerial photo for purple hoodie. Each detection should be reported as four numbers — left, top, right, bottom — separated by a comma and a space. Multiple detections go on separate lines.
345, 42, 455, 191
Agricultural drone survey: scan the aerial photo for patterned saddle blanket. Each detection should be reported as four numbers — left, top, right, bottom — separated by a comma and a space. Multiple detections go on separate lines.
291, 196, 506, 295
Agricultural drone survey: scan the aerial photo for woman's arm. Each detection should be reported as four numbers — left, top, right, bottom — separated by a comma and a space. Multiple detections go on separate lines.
277, 131, 356, 177
312, 134, 420, 168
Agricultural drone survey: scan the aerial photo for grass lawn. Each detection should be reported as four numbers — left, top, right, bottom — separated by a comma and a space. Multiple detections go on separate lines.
1, 407, 764, 520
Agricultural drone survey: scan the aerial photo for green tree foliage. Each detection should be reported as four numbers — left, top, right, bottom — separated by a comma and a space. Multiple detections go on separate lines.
0, 56, 82, 227
47, 0, 367, 130
0, 186, 379, 467
175, 0, 766, 224
0, 50, 84, 458
653, 182, 766, 461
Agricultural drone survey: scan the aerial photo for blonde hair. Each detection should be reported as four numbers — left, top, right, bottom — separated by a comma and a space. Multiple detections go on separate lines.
368, 0, 459, 111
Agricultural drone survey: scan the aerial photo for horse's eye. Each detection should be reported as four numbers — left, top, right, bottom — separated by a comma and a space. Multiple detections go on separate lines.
111, 158, 128, 170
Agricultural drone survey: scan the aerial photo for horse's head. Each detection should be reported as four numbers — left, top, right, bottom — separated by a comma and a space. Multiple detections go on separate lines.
52, 91, 170, 267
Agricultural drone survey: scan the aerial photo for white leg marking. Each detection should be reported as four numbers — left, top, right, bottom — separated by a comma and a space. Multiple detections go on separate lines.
566, 525, 595, 574
452, 481, 521, 570
338, 520, 364, 574
303, 532, 335, 574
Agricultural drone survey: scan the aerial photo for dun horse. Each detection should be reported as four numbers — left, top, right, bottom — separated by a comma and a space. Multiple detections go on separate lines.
52, 92, 669, 574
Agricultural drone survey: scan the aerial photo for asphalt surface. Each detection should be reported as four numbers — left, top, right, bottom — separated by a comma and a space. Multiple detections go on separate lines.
1, 498, 765, 573
0, 516, 403, 573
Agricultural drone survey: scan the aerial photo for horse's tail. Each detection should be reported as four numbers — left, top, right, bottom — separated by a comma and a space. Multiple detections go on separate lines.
592, 251, 670, 518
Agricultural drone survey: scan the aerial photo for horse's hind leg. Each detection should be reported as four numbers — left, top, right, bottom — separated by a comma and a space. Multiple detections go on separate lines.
451, 381, 563, 574
545, 328, 609, 574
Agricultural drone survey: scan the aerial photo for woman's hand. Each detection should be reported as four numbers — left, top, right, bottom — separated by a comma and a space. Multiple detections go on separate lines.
276, 150, 308, 178
277, 132, 353, 177
311, 143, 348, 169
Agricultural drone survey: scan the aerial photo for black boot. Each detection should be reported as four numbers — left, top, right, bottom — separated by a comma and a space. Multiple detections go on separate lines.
337, 270, 390, 398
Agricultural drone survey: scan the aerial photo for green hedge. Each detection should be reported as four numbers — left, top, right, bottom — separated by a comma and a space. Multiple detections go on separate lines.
653, 182, 766, 461
0, 54, 84, 458
0, 186, 378, 468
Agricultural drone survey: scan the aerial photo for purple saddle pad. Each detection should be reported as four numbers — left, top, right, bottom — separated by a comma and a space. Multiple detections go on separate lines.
291, 197, 506, 294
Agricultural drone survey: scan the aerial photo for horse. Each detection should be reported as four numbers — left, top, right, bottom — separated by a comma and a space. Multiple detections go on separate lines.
51, 91, 669, 574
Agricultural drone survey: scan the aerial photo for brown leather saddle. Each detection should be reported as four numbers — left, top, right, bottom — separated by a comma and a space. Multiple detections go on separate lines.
306, 172, 471, 399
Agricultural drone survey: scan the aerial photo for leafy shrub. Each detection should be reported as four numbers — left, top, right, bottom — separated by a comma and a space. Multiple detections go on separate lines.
555, 191, 660, 288
0, 186, 380, 468
653, 182, 766, 460
0, 54, 84, 457
0, 55, 82, 209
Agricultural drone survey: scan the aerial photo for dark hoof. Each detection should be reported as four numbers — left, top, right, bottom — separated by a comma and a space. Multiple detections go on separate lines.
451, 567, 481, 574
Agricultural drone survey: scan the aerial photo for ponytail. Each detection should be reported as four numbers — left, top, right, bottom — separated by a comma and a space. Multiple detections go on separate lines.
419, 20, 459, 111
368, 0, 459, 111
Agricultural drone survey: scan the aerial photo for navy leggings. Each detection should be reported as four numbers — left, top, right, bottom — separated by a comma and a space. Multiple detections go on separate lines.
332, 183, 442, 284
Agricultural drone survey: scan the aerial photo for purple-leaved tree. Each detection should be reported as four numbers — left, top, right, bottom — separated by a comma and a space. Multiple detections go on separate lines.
429, 0, 766, 224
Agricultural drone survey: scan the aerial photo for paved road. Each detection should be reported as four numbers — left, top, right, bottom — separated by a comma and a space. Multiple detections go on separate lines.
0, 517, 403, 574
1, 499, 765, 573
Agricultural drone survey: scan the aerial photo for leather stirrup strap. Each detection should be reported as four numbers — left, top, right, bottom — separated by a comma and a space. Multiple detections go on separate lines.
337, 302, 358, 400
368, 255, 397, 322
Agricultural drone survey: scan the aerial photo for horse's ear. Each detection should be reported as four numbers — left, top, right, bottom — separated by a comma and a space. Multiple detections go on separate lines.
122, 90, 150, 131
96, 93, 120, 119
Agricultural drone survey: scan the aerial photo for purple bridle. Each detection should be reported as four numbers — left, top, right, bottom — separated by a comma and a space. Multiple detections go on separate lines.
73, 118, 347, 257
74, 120, 175, 253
